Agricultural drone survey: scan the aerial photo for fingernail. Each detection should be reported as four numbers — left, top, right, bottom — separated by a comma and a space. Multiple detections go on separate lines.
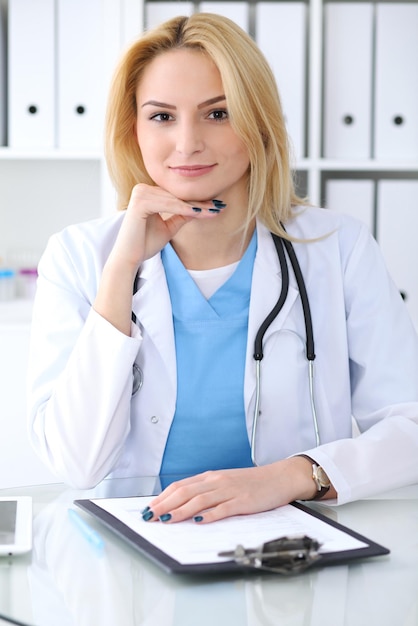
159, 513, 172, 522
193, 515, 204, 523
212, 199, 226, 208
140, 506, 150, 515
208, 208, 221, 214
142, 510, 154, 522
192, 207, 202, 213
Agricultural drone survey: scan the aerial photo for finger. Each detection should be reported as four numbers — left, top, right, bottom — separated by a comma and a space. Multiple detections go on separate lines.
143, 473, 221, 522
190, 499, 244, 524
151, 471, 213, 504
128, 184, 226, 219
149, 487, 259, 524
158, 200, 226, 221
149, 491, 226, 524
161, 214, 194, 240
186, 199, 227, 216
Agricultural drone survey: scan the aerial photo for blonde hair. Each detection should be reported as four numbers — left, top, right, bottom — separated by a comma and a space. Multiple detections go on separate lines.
105, 13, 307, 236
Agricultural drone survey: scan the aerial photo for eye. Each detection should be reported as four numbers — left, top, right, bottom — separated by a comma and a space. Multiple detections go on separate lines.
149, 112, 174, 122
208, 109, 228, 121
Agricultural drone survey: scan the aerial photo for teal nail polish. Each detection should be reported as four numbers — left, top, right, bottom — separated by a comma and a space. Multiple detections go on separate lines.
142, 510, 154, 521
159, 513, 172, 522
208, 208, 221, 213
140, 506, 150, 515
193, 515, 204, 523
192, 207, 202, 213
212, 199, 226, 208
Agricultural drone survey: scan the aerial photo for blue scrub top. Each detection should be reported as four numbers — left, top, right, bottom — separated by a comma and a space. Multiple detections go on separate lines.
160, 232, 257, 477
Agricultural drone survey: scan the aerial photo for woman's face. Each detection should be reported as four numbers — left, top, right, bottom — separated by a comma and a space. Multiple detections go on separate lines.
135, 48, 250, 204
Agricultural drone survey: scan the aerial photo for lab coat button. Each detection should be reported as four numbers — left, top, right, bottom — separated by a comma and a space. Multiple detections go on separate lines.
150, 415, 159, 424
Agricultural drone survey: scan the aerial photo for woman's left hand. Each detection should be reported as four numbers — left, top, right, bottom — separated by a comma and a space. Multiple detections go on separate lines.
143, 457, 320, 524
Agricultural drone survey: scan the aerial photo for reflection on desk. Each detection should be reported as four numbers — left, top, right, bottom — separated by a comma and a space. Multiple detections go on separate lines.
0, 480, 417, 626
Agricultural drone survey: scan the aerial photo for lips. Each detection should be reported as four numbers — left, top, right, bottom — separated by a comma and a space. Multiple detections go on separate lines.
169, 164, 217, 177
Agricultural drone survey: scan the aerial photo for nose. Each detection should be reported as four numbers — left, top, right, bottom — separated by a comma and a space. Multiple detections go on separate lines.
175, 119, 204, 155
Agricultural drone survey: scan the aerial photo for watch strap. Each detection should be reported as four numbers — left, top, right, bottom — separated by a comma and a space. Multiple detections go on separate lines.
297, 454, 331, 501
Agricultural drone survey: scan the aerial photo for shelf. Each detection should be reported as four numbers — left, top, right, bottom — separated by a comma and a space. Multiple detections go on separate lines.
0, 147, 102, 161
290, 158, 418, 174
318, 159, 418, 172
0, 299, 34, 327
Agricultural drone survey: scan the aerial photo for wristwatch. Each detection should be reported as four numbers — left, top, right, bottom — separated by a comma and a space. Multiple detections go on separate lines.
298, 455, 331, 500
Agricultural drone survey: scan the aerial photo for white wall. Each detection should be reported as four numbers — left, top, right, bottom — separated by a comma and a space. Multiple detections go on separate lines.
0, 311, 58, 488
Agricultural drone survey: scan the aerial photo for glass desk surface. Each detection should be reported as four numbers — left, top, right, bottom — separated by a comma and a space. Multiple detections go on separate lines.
0, 478, 417, 626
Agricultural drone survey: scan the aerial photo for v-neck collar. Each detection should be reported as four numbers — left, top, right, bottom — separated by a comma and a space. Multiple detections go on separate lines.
161, 231, 257, 322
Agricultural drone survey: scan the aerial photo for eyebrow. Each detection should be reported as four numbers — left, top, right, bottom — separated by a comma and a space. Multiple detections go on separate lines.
141, 95, 226, 109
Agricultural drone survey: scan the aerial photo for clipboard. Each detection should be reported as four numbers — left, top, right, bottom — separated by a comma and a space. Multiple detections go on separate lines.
75, 497, 389, 575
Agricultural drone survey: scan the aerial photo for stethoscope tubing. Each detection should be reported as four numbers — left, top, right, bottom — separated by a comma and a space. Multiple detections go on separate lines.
251, 233, 320, 466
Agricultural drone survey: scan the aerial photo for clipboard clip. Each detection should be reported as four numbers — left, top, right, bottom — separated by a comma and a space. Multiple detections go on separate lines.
218, 534, 322, 575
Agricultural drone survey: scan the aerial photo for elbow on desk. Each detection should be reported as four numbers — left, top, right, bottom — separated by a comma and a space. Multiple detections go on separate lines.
29, 409, 125, 490
51, 444, 118, 490
46, 457, 110, 491
57, 463, 104, 490
29, 430, 112, 491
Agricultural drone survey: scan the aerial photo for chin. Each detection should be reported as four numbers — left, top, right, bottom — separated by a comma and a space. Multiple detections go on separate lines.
164, 182, 219, 203
170, 187, 215, 202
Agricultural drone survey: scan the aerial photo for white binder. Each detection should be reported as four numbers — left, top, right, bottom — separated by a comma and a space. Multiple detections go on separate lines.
255, 2, 307, 160
325, 179, 374, 233
120, 0, 143, 46
0, 1, 5, 146
8, 0, 55, 149
0, 2, 5, 146
374, 3, 418, 161
57, 0, 104, 150
377, 180, 418, 331
145, 2, 194, 30
323, 3, 373, 160
199, 2, 249, 32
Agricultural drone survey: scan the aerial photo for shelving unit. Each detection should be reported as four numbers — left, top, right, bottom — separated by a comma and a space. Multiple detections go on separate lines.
0, 0, 143, 268
0, 0, 417, 304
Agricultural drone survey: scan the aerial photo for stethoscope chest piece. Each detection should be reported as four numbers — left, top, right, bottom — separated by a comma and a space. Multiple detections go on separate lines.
132, 363, 143, 395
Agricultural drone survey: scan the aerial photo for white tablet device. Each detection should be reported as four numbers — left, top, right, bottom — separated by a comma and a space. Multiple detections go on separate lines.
0, 496, 32, 555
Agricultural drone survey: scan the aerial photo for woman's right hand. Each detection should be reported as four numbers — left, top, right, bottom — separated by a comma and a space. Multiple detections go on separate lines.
94, 183, 219, 335
111, 183, 218, 270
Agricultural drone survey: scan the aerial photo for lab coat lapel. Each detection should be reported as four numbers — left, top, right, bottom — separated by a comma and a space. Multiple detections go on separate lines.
131, 254, 177, 391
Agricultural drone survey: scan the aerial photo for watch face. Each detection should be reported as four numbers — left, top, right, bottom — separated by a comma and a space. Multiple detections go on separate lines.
317, 467, 330, 488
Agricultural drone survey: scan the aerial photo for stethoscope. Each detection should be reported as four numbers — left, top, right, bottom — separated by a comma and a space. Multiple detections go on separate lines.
250, 233, 320, 466
131, 232, 321, 465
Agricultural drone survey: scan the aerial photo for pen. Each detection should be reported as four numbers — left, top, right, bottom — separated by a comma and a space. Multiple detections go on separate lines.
68, 508, 105, 551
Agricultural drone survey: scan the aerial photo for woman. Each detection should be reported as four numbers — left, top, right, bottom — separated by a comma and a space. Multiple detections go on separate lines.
28, 14, 418, 524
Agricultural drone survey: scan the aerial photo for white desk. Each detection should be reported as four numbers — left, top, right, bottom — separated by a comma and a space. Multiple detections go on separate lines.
0, 479, 417, 626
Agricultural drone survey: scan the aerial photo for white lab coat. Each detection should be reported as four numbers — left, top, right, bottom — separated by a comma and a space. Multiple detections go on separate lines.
27, 206, 418, 501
